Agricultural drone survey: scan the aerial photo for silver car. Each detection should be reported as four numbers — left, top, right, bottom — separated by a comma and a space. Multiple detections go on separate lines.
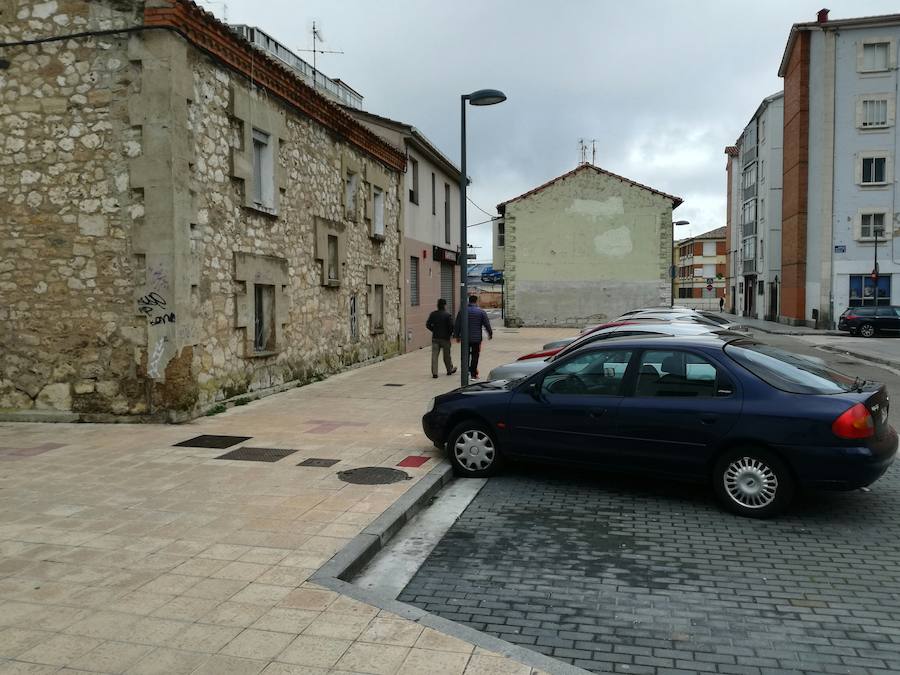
487, 322, 735, 381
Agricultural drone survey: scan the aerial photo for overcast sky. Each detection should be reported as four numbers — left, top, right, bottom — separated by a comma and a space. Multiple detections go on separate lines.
205, 0, 896, 260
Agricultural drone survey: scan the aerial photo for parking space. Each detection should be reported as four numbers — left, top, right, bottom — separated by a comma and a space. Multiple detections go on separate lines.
400, 332, 900, 675
399, 462, 900, 674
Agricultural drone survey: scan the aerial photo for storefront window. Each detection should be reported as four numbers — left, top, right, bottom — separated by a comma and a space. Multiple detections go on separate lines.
849, 275, 891, 307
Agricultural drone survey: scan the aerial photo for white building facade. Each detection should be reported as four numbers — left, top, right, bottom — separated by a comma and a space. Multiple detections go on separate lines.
727, 92, 784, 321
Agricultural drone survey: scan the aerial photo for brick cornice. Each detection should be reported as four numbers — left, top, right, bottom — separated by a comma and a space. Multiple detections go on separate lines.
144, 1, 406, 173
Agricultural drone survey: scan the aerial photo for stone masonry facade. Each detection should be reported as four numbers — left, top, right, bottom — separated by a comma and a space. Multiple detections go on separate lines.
0, 0, 406, 421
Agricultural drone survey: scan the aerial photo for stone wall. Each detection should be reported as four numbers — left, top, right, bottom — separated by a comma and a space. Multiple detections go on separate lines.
0, 0, 147, 415
0, 0, 404, 420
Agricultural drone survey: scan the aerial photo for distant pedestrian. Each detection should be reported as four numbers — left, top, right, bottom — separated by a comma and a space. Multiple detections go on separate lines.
454, 295, 493, 379
426, 298, 456, 379
719, 297, 725, 312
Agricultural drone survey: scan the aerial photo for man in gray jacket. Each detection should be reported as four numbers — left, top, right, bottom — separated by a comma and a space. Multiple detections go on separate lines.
426, 298, 457, 379
454, 295, 493, 379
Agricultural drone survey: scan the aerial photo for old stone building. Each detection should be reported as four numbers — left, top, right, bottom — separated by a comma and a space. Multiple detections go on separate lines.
0, 0, 406, 420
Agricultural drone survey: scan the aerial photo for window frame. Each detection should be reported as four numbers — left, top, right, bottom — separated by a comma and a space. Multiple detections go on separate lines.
431, 172, 436, 215
409, 256, 420, 307
409, 157, 419, 205
856, 209, 889, 241
858, 153, 891, 186
250, 128, 275, 211
497, 220, 505, 248
345, 171, 360, 219
372, 186, 385, 239
858, 96, 892, 129
371, 283, 385, 333
326, 234, 340, 284
858, 38, 894, 74
444, 183, 451, 244
253, 283, 276, 354
849, 274, 891, 307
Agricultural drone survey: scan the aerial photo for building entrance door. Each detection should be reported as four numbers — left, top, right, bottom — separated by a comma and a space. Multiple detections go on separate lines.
743, 276, 756, 317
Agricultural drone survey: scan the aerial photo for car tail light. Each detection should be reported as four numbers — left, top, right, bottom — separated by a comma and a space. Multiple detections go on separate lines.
832, 403, 874, 439
844, 314, 857, 321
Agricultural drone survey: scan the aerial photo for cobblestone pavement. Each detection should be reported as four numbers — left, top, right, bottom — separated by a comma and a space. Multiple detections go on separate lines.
400, 335, 900, 675
400, 464, 900, 675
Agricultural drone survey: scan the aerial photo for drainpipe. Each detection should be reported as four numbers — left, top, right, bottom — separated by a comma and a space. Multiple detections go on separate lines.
821, 27, 837, 328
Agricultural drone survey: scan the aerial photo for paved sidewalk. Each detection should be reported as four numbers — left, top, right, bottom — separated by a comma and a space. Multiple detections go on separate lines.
0, 327, 570, 675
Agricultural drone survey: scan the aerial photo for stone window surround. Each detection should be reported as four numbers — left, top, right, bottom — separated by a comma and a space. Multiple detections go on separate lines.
233, 252, 289, 358
342, 152, 389, 240
855, 93, 895, 130
857, 37, 896, 75
854, 208, 892, 242
314, 217, 347, 287
366, 267, 390, 335
229, 84, 286, 216
856, 151, 893, 186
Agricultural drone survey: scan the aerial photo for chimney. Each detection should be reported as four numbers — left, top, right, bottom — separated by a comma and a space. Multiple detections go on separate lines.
817, 8, 830, 23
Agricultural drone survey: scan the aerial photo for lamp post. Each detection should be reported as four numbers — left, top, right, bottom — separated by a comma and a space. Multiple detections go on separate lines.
459, 89, 506, 388
670, 220, 690, 307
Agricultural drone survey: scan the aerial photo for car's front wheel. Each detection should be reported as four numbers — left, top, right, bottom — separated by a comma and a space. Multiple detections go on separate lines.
713, 449, 794, 518
447, 420, 501, 477
860, 323, 876, 338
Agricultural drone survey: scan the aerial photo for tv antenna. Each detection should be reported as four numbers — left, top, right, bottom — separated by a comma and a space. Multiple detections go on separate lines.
295, 21, 344, 88
591, 139, 597, 165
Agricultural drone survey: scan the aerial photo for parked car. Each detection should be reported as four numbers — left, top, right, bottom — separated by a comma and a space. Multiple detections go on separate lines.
621, 309, 746, 332
487, 321, 733, 381
480, 266, 503, 283
838, 306, 900, 337
542, 337, 576, 350
424, 334, 897, 518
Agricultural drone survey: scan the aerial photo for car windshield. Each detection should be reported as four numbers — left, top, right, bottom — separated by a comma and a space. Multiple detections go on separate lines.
724, 342, 857, 394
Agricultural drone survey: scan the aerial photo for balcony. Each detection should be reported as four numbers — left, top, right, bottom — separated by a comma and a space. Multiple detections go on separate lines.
742, 183, 757, 201
742, 145, 757, 166
742, 258, 756, 275
740, 220, 757, 237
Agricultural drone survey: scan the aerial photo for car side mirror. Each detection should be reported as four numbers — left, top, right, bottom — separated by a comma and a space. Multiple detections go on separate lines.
525, 381, 541, 399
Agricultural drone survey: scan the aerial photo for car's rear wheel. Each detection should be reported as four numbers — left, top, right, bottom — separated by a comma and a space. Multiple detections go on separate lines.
860, 323, 876, 338
447, 421, 501, 477
713, 449, 794, 518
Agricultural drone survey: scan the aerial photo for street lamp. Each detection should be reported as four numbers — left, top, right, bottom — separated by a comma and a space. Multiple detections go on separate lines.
670, 220, 690, 307
459, 89, 506, 388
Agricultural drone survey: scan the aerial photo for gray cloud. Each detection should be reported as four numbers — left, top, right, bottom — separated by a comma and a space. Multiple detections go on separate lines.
211, 0, 898, 258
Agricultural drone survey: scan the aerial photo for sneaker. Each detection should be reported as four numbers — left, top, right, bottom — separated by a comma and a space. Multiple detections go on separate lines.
448, 367, 457, 376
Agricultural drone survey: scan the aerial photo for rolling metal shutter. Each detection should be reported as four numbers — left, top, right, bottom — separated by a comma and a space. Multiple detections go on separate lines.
440, 262, 455, 315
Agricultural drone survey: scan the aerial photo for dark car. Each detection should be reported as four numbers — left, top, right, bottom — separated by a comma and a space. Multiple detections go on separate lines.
480, 266, 503, 283
423, 335, 897, 518
838, 306, 900, 337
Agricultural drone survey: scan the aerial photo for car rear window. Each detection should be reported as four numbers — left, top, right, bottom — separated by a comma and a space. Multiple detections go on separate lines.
724, 343, 856, 394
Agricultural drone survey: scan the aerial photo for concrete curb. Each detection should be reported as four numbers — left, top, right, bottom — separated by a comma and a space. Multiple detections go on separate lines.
819, 344, 900, 371
311, 461, 591, 675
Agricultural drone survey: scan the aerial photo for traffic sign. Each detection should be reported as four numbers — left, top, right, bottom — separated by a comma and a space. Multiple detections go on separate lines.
706, 284, 713, 291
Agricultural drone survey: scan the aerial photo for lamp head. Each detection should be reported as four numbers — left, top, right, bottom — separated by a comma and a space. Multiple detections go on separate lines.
466, 89, 507, 106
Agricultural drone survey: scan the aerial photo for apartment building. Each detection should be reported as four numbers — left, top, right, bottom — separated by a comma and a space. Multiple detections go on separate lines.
347, 109, 462, 352
674, 227, 727, 309
725, 92, 784, 320
780, 10, 900, 326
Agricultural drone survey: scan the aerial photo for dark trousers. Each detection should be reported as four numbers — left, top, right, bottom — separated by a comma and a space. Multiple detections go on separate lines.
468, 341, 482, 377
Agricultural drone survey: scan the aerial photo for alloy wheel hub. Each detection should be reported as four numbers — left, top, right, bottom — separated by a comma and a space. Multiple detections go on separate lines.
724, 457, 778, 508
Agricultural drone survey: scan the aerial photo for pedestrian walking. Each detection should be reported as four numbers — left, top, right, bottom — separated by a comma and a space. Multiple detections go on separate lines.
719, 297, 725, 312
426, 298, 457, 379
454, 294, 493, 379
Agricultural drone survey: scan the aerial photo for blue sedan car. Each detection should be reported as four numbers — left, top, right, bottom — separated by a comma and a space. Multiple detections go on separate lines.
423, 335, 897, 518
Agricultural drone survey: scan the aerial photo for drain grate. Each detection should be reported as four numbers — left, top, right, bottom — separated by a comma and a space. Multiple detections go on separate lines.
383, 383, 404, 387
298, 458, 340, 468
338, 466, 411, 485
175, 435, 251, 449
215, 447, 297, 462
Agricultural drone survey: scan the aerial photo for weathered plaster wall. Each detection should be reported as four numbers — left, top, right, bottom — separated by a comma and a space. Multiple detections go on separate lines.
504, 169, 673, 326
0, 0, 147, 415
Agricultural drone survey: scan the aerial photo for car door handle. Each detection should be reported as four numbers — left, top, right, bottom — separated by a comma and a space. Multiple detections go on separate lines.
700, 414, 718, 425
589, 409, 606, 419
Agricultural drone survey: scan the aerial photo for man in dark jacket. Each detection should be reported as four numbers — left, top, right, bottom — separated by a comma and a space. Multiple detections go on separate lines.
426, 298, 457, 378
454, 295, 493, 379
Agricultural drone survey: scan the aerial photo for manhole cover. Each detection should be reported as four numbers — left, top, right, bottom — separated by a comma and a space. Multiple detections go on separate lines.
215, 447, 298, 462
337, 467, 411, 484
175, 435, 251, 449
383, 383, 404, 387
298, 458, 340, 467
